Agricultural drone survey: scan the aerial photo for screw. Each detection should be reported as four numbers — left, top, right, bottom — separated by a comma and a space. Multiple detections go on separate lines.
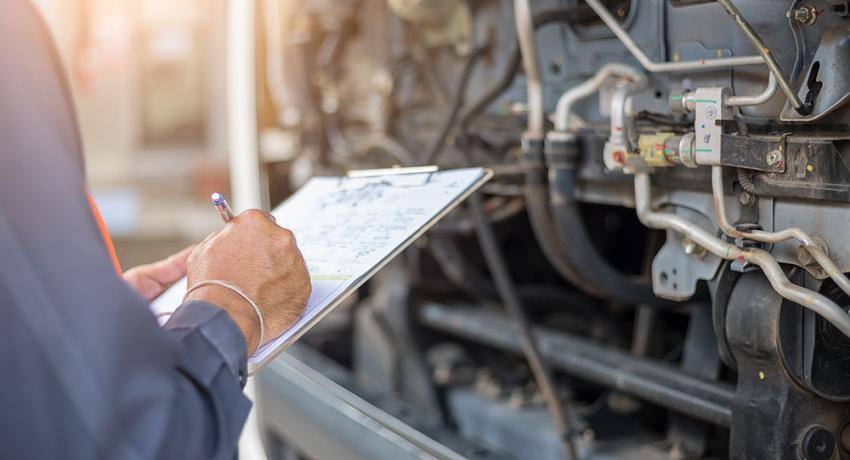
787, 4, 817, 25
766, 149, 784, 168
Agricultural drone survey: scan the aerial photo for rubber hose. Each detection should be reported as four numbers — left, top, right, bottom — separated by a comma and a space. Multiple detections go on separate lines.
548, 166, 667, 306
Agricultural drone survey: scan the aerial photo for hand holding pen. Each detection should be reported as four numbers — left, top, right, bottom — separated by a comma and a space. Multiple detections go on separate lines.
180, 192, 311, 355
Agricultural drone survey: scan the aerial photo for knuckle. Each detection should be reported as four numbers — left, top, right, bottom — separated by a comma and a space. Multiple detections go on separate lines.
278, 228, 295, 245
234, 209, 265, 227
241, 209, 265, 222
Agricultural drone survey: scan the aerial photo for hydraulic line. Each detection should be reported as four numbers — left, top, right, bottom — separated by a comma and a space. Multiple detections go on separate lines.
634, 172, 850, 338
468, 192, 579, 460
554, 63, 645, 131
438, 5, 653, 304
726, 72, 778, 107
504, 3, 664, 304
710, 166, 850, 298
715, 0, 804, 110
583, 0, 764, 73
606, 78, 646, 152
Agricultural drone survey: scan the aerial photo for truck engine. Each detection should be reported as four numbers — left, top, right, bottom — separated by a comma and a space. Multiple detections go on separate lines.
250, 1, 850, 458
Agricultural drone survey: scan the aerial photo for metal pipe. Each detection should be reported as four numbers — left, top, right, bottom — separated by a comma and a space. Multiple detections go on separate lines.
608, 78, 646, 152
635, 172, 850, 337
419, 303, 735, 427
726, 72, 778, 107
715, 0, 803, 109
514, 0, 544, 136
260, 345, 486, 460
583, 0, 764, 73
710, 166, 850, 298
554, 63, 644, 131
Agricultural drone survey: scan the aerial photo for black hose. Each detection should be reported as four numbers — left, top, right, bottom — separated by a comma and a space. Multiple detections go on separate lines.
423, 45, 490, 164
468, 193, 579, 460
523, 152, 595, 293
544, 137, 668, 306
426, 4, 665, 306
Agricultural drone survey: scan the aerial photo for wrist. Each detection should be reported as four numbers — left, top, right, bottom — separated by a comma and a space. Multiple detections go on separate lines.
185, 284, 260, 354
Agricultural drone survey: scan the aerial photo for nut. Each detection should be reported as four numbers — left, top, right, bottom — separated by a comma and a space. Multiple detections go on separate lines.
797, 245, 815, 266
682, 238, 707, 259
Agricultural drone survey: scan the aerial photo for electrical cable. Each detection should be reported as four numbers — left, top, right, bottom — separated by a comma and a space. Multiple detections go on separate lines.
458, 7, 582, 134
736, 168, 756, 194
423, 44, 490, 164
468, 192, 579, 460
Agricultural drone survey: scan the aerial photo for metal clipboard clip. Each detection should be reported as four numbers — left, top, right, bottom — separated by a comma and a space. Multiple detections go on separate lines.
339, 165, 439, 190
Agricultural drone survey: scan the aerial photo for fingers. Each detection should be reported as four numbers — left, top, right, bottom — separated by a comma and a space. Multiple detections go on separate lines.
153, 245, 195, 284
122, 270, 164, 301
123, 244, 197, 301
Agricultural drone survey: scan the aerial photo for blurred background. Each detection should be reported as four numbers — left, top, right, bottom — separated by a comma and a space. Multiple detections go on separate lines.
33, 0, 230, 268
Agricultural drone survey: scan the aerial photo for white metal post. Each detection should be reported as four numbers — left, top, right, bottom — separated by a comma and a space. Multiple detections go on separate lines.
226, 1, 267, 459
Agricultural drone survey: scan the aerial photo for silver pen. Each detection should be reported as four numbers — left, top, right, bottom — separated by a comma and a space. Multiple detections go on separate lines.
210, 192, 235, 223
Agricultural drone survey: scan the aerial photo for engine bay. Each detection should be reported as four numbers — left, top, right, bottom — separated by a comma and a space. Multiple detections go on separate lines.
254, 1, 850, 458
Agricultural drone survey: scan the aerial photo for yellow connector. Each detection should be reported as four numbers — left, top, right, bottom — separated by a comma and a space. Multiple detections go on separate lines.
638, 132, 678, 167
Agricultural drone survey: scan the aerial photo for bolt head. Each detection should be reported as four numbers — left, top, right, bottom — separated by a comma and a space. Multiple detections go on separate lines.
797, 245, 815, 266
682, 238, 706, 259
766, 149, 784, 167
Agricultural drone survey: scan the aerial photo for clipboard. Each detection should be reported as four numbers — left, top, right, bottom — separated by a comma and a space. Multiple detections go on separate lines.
150, 166, 492, 374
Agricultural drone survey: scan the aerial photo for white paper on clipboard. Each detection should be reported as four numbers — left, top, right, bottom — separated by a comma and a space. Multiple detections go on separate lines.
149, 167, 492, 372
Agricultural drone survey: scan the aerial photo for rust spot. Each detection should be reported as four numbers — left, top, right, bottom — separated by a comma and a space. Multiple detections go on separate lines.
612, 151, 625, 164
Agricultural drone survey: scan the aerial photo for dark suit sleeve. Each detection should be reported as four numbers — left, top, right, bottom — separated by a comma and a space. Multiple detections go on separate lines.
0, 2, 251, 459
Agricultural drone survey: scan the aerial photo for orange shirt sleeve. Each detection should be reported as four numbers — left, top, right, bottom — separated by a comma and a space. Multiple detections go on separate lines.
86, 190, 122, 274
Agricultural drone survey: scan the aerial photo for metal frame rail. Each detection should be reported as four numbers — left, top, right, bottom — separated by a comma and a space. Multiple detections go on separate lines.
419, 303, 735, 428
257, 344, 512, 460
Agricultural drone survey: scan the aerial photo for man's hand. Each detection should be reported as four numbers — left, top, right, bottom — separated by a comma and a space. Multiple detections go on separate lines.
124, 246, 194, 301
184, 210, 312, 354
